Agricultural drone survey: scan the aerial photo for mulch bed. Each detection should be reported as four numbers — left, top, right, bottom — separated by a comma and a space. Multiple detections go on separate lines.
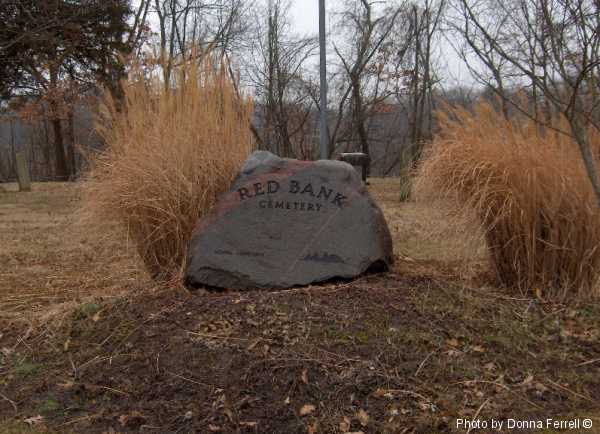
1, 266, 599, 433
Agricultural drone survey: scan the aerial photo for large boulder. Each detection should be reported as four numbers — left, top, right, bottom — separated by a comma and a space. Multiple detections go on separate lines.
184, 151, 394, 290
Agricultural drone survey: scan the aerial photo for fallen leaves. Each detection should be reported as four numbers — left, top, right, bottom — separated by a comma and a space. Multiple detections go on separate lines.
520, 373, 534, 386
56, 379, 75, 389
300, 404, 316, 416
517, 373, 548, 395
446, 337, 460, 347
339, 416, 351, 432
24, 415, 44, 426
337, 410, 369, 433
484, 362, 496, 371
356, 409, 369, 426
534, 382, 548, 394
118, 411, 146, 428
373, 388, 395, 400
240, 421, 258, 428
301, 368, 309, 384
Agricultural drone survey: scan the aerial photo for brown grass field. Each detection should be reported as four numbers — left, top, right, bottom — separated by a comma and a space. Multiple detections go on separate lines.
1, 180, 599, 433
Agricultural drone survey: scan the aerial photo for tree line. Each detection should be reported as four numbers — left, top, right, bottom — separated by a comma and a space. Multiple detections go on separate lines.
1, 0, 598, 195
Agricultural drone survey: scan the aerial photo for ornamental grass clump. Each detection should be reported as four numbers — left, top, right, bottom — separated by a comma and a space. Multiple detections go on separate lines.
82, 55, 254, 281
415, 100, 600, 300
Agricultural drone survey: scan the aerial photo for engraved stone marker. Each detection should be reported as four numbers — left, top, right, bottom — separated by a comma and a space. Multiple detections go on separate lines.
184, 151, 394, 290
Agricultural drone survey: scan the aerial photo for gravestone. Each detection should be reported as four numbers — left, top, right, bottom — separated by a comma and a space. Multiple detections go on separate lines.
16, 152, 31, 192
184, 151, 394, 290
339, 152, 370, 183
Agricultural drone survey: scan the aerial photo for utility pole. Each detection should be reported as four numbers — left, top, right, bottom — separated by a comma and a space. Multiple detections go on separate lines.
318, 0, 329, 160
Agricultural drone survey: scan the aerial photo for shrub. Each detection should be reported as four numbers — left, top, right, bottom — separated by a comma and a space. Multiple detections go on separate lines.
415, 100, 600, 300
82, 55, 254, 281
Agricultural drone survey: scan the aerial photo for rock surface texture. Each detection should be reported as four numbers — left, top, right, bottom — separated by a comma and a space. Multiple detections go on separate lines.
184, 151, 394, 290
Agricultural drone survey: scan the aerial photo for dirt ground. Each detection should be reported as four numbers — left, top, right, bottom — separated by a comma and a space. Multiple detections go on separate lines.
1, 181, 599, 434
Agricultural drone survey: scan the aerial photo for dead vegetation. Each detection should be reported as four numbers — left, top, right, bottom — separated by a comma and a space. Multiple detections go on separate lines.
81, 54, 254, 282
1, 181, 599, 434
0, 182, 150, 323
416, 101, 600, 300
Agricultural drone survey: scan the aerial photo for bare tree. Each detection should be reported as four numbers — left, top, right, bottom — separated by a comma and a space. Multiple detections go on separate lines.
406, 0, 445, 155
332, 0, 404, 162
152, 0, 252, 87
449, 0, 600, 204
244, 0, 318, 158
327, 0, 444, 175
445, 0, 511, 116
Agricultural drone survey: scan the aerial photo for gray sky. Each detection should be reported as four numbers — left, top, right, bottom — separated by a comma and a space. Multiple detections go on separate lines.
288, 0, 329, 36
142, 0, 475, 88
282, 0, 474, 87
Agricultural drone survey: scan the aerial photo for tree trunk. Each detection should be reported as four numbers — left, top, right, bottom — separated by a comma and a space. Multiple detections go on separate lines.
42, 116, 51, 179
67, 108, 77, 179
571, 118, 600, 207
351, 76, 370, 177
9, 117, 16, 179
49, 65, 69, 181
410, 6, 422, 148
350, 77, 367, 153
50, 115, 69, 181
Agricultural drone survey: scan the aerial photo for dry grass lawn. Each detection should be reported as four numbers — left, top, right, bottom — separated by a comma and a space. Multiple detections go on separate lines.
0, 182, 150, 322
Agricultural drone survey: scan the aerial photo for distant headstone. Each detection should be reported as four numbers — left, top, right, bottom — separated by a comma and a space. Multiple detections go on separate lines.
185, 151, 394, 290
339, 152, 370, 183
15, 152, 31, 192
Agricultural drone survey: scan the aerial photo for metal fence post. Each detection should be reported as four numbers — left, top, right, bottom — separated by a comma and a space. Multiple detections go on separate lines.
319, 0, 329, 160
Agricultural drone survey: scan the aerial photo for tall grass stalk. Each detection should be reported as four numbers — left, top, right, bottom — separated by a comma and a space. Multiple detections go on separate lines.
415, 101, 600, 300
82, 55, 254, 281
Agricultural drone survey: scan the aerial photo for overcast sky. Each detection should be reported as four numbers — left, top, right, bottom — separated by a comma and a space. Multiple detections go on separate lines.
282, 0, 473, 87
142, 0, 475, 88
288, 0, 327, 35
